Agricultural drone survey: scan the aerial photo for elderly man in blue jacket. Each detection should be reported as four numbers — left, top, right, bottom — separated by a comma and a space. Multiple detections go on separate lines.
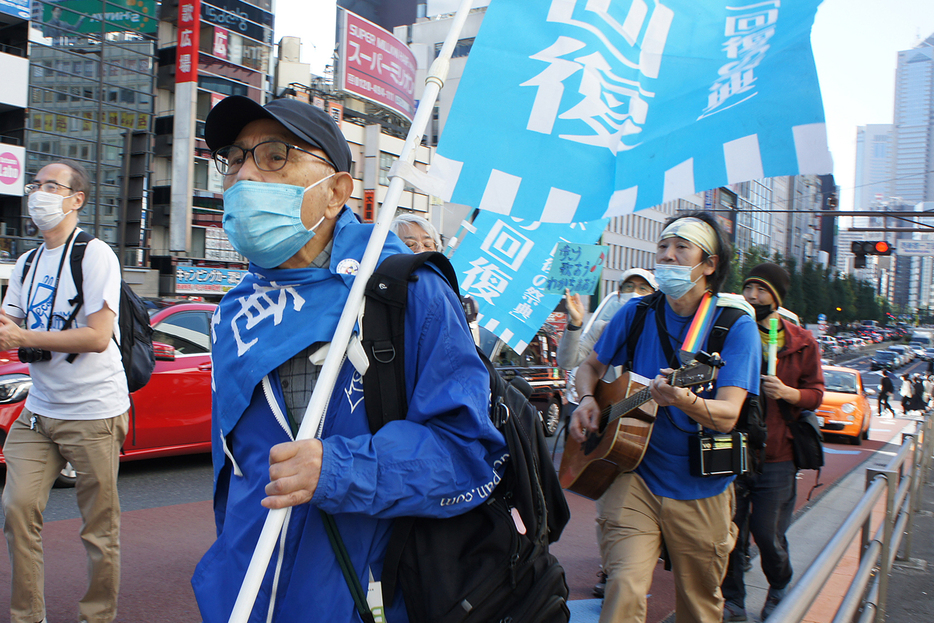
192, 96, 507, 623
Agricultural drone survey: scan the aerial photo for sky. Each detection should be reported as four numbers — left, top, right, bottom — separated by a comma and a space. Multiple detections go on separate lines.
273, 0, 934, 213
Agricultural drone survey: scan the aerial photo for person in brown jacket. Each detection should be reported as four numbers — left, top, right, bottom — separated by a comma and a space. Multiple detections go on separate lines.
722, 263, 825, 622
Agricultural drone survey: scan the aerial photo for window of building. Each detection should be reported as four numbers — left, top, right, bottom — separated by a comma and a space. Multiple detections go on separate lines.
379, 152, 393, 186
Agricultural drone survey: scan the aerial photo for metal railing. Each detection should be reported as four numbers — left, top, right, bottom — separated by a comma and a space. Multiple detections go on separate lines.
769, 412, 933, 623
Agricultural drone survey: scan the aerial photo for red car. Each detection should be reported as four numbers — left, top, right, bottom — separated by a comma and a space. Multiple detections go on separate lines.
0, 302, 217, 485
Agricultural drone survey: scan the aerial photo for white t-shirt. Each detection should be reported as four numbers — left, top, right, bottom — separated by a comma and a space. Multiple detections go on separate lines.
1, 229, 130, 420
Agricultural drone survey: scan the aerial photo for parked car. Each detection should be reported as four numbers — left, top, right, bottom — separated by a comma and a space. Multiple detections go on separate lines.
479, 327, 565, 437
814, 365, 872, 445
0, 302, 217, 485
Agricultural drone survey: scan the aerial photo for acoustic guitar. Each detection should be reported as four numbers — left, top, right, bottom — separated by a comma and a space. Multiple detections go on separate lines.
558, 362, 717, 500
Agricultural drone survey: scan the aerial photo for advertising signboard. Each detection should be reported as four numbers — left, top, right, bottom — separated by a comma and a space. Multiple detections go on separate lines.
176, 266, 246, 294
338, 8, 416, 122
39, 0, 157, 37
201, 0, 272, 45
895, 240, 934, 256
176, 0, 201, 83
0, 145, 26, 197
0, 0, 29, 21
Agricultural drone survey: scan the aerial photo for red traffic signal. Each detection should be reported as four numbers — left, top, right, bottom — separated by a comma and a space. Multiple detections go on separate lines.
850, 241, 893, 256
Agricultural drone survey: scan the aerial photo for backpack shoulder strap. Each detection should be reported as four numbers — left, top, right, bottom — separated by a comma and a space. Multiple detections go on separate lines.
362, 252, 459, 435
19, 247, 40, 285
63, 231, 94, 363
623, 291, 663, 371
706, 305, 746, 356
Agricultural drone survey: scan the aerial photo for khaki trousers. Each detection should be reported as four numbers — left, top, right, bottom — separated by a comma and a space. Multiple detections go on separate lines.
596, 473, 737, 623
2, 408, 128, 623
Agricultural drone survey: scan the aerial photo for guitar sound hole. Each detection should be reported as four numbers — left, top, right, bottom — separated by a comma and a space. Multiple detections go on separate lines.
583, 429, 604, 455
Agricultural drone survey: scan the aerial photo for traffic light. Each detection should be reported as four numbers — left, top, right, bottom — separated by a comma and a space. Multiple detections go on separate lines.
851, 241, 892, 256
851, 241, 893, 269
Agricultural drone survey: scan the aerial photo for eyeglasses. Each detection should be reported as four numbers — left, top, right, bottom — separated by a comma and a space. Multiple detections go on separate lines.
212, 140, 336, 176
620, 281, 655, 295
25, 181, 74, 195
404, 238, 437, 253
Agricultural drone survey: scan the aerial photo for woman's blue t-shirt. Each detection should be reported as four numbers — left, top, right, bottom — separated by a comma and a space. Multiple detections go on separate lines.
593, 296, 761, 500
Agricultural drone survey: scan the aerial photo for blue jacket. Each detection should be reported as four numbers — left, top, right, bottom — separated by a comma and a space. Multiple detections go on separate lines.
193, 209, 507, 622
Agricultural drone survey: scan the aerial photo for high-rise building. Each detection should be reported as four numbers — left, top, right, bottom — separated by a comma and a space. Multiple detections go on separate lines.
0, 1, 29, 271
892, 35, 934, 205
854, 124, 894, 223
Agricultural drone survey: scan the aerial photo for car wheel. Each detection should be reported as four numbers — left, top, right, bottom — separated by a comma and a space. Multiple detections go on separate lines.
53, 462, 77, 488
542, 400, 561, 438
851, 431, 863, 446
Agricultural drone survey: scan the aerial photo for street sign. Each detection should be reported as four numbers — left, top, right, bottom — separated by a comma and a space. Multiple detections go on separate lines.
818, 313, 826, 323
895, 240, 934, 256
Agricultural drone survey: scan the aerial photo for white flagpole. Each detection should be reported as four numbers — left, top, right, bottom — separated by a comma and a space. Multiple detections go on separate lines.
227, 1, 477, 620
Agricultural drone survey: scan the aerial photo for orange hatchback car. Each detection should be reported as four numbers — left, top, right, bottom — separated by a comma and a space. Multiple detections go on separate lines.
814, 365, 872, 445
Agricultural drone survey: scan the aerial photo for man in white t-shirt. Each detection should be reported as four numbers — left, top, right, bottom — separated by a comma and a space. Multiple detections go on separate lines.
0, 160, 129, 623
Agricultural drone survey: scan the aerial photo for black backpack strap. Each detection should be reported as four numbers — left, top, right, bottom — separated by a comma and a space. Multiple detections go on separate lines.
18, 247, 39, 285
623, 291, 663, 371
362, 252, 460, 435
705, 305, 745, 356
64, 231, 93, 364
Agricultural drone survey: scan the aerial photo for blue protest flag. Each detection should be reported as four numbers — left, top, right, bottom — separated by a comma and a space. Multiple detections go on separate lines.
451, 212, 608, 354
432, 0, 831, 223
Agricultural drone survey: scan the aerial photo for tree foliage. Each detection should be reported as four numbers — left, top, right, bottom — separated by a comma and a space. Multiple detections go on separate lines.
721, 245, 888, 325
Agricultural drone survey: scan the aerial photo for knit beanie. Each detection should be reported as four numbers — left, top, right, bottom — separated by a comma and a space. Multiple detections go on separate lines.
743, 263, 790, 307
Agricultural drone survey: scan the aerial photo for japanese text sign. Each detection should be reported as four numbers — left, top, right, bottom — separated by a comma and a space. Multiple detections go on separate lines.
431, 0, 831, 222
176, 0, 201, 83
338, 8, 417, 122
545, 243, 606, 295
176, 266, 246, 294
451, 211, 607, 354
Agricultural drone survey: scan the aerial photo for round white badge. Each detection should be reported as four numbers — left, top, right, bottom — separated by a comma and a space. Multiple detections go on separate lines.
336, 258, 360, 275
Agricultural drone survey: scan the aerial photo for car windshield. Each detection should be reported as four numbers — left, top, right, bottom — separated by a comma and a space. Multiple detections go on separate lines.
824, 370, 859, 394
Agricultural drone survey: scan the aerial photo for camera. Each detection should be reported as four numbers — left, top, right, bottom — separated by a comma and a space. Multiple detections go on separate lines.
18, 347, 52, 363
688, 431, 749, 477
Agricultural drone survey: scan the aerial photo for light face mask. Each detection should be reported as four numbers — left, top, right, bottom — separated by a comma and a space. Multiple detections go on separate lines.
222, 174, 335, 269
654, 262, 703, 300
28, 191, 73, 231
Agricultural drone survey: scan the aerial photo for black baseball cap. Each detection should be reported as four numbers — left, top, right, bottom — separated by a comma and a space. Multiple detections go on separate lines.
204, 96, 353, 173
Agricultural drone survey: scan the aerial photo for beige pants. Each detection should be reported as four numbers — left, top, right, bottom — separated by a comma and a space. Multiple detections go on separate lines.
2, 408, 128, 623
596, 473, 737, 623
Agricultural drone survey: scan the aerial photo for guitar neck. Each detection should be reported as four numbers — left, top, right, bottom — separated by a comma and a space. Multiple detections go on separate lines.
603, 386, 653, 426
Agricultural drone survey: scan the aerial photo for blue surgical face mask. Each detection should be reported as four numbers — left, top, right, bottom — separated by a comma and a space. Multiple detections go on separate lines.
654, 262, 702, 300
222, 174, 335, 269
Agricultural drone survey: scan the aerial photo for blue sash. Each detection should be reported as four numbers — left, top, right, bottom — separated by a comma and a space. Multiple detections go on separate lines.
211, 207, 410, 435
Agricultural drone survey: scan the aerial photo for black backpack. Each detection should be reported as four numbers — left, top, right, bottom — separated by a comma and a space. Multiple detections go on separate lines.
353, 251, 571, 623
624, 292, 768, 474
21, 230, 156, 392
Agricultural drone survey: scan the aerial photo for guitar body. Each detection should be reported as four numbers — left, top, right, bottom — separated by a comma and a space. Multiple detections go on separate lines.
559, 373, 658, 500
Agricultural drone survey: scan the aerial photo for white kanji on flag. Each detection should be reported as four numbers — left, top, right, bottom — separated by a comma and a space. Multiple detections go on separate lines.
462, 258, 513, 305
521, 0, 673, 154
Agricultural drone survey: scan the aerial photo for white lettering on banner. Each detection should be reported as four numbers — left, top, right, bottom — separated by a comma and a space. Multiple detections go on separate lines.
179, 29, 193, 48
230, 282, 306, 356
462, 258, 512, 305
522, 0, 672, 155
180, 3, 195, 22
698, 0, 779, 120
509, 258, 551, 321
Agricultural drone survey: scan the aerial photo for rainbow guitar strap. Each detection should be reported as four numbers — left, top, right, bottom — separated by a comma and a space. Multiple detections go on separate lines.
678, 291, 719, 366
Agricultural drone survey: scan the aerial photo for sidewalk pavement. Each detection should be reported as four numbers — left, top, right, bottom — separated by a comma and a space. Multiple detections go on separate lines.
568, 416, 934, 623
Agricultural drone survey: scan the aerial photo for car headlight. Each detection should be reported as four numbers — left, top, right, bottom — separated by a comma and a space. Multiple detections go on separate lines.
841, 402, 856, 415
0, 374, 32, 404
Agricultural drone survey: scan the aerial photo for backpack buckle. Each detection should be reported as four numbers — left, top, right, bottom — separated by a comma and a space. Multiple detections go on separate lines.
492, 399, 509, 428
371, 342, 396, 364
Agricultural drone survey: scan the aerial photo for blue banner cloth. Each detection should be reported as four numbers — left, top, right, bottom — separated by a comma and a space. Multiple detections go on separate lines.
451, 212, 607, 353
433, 0, 831, 222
